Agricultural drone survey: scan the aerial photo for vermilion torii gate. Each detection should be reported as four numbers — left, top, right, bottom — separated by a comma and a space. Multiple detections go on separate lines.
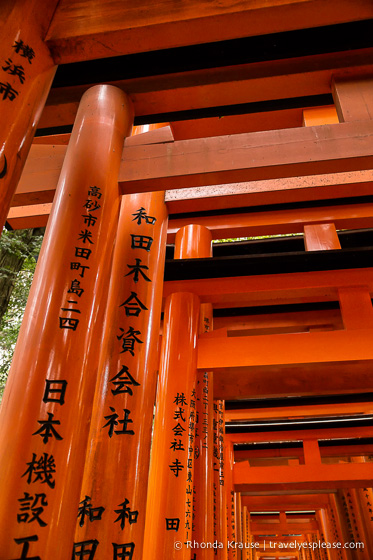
1, 1, 373, 559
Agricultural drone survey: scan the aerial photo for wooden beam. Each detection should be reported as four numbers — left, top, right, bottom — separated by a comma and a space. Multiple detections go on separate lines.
167, 201, 373, 243
44, 0, 373, 64
227, 426, 373, 443
225, 402, 373, 422
332, 75, 373, 122
118, 121, 373, 191
234, 461, 373, 492
214, 360, 373, 399
163, 268, 373, 308
14, 122, 373, 207
199, 328, 373, 371
241, 495, 331, 510
234, 445, 373, 461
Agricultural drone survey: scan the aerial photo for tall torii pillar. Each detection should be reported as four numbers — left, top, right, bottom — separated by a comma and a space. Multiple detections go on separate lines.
0, 0, 57, 231
143, 226, 209, 558
73, 191, 168, 559
0, 85, 133, 559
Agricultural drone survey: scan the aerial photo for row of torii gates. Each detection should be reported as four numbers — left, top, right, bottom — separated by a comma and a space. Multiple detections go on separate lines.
1, 2, 373, 560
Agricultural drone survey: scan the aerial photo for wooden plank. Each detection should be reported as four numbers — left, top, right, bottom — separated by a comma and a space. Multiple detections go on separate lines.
167, 202, 373, 243
39, 51, 373, 129
15, 122, 373, 206
45, 0, 373, 64
163, 268, 373, 307
225, 402, 373, 422
234, 461, 373, 491
215, 360, 373, 399
199, 329, 373, 370
118, 121, 373, 192
241, 495, 331, 510
333, 75, 373, 122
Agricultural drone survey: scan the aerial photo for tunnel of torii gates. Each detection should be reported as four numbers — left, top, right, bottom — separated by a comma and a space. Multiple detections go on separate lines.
1, 3, 373, 560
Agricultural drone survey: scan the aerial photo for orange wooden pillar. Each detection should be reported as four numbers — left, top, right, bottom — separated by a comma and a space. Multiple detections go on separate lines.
74, 192, 168, 558
235, 493, 242, 559
351, 459, 373, 554
214, 400, 228, 559
316, 510, 333, 560
328, 494, 351, 560
0, 85, 133, 558
174, 225, 216, 560
226, 440, 237, 559
341, 489, 369, 560
0, 0, 57, 231
142, 226, 204, 559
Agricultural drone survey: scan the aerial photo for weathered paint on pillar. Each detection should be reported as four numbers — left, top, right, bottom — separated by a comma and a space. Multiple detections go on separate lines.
214, 400, 228, 560
226, 440, 237, 559
74, 192, 168, 558
0, 0, 58, 231
143, 224, 204, 559
0, 85, 133, 558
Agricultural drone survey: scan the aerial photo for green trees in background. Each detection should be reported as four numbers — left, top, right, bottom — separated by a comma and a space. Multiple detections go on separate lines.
0, 228, 44, 397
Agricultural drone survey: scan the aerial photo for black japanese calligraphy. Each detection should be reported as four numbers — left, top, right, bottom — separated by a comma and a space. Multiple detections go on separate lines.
43, 380, 67, 405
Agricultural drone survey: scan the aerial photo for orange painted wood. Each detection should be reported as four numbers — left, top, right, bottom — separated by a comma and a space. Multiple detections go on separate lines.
0, 0, 57, 231
74, 192, 168, 557
227, 426, 373, 443
168, 202, 373, 243
143, 222, 203, 560
242, 495, 331, 510
143, 292, 200, 558
44, 0, 373, 64
198, 329, 373, 371
0, 85, 133, 558
39, 48, 373, 131
225, 441, 237, 560
165, 171, 373, 215
338, 287, 373, 330
303, 106, 339, 127
173, 225, 215, 559
164, 268, 373, 307
303, 440, 322, 465
304, 223, 341, 251
225, 402, 373, 422
15, 121, 373, 201
234, 461, 373, 492
214, 400, 228, 560
351, 459, 373, 554
328, 494, 350, 560
118, 120, 373, 192
235, 445, 373, 461
333, 76, 373, 122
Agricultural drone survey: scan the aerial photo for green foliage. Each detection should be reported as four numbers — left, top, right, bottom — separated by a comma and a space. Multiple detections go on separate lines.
0, 229, 43, 398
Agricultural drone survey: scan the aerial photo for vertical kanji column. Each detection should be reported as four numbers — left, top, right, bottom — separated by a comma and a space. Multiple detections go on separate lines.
74, 192, 168, 559
351, 458, 373, 554
214, 400, 228, 559
142, 225, 204, 558
329, 494, 351, 560
0, 0, 58, 231
226, 440, 237, 559
0, 84, 133, 559
174, 224, 215, 560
